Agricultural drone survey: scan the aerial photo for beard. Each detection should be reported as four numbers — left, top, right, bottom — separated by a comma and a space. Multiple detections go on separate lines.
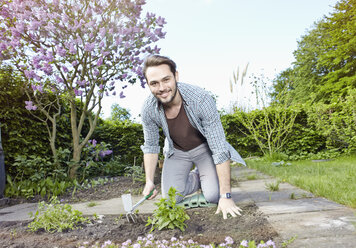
155, 81, 178, 105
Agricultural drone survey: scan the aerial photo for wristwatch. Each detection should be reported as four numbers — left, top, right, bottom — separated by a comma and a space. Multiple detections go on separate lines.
220, 193, 232, 199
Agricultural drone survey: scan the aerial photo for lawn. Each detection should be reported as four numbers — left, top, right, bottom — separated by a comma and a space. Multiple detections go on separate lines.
246, 155, 356, 208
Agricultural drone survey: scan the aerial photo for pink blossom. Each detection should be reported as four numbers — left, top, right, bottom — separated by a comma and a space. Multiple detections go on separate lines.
99, 27, 106, 38
29, 20, 41, 31
74, 89, 83, 96
0, 43, 7, 52
62, 66, 69, 73
16, 22, 25, 33
25, 101, 37, 110
224, 236, 234, 245
156, 16, 166, 27
43, 63, 53, 75
84, 42, 95, 52
69, 43, 76, 54
56, 45, 66, 57
37, 84, 44, 93
97, 57, 103, 66
55, 75, 64, 83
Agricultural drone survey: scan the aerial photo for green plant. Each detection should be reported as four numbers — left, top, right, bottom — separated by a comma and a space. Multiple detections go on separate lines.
28, 196, 90, 233
87, 202, 98, 207
248, 156, 356, 208
10, 229, 17, 239
124, 163, 145, 184
247, 174, 257, 180
265, 181, 280, 192
146, 187, 190, 232
5, 175, 73, 199
281, 235, 298, 248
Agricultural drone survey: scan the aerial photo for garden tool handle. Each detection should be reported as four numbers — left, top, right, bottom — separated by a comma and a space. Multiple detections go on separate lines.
130, 189, 155, 212
145, 188, 154, 199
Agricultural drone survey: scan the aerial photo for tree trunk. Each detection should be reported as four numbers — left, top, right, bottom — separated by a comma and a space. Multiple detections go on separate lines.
69, 146, 81, 179
69, 100, 80, 179
0, 123, 6, 197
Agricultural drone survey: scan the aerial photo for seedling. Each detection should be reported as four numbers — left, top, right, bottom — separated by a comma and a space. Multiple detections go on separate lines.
247, 174, 258, 180
281, 235, 298, 248
87, 202, 98, 207
265, 181, 280, 192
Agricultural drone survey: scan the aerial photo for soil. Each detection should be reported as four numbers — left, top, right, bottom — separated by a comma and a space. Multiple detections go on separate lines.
0, 176, 278, 248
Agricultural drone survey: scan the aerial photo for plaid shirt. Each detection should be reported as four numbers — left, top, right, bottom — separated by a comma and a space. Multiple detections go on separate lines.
140, 82, 246, 166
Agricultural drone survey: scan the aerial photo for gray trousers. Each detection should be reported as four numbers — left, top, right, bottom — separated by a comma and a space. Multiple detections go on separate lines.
161, 142, 219, 203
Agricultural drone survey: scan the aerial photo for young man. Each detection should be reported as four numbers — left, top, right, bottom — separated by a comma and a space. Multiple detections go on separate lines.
140, 55, 246, 219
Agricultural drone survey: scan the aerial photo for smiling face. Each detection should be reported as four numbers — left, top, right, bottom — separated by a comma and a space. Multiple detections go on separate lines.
146, 64, 180, 106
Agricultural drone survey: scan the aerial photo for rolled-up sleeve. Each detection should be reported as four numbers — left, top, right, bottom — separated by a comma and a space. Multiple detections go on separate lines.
140, 104, 160, 154
198, 94, 231, 165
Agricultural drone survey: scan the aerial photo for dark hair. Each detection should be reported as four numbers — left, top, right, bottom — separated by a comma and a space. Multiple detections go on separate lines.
143, 55, 177, 79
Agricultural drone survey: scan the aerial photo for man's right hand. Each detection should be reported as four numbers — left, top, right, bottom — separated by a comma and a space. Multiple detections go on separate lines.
143, 180, 158, 200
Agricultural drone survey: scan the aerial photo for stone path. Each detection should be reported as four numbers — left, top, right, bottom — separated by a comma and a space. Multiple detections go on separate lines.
231, 167, 356, 248
0, 166, 355, 247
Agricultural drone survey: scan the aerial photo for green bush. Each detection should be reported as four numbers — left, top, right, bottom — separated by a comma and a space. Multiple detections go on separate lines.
282, 107, 326, 158
307, 90, 356, 154
92, 120, 144, 165
0, 68, 52, 167
221, 102, 353, 161
221, 113, 261, 158
5, 175, 73, 199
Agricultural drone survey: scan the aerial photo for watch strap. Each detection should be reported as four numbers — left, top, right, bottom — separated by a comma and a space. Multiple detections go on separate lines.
220, 192, 232, 199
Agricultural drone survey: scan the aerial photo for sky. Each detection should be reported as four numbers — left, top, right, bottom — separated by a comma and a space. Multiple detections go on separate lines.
101, 0, 340, 121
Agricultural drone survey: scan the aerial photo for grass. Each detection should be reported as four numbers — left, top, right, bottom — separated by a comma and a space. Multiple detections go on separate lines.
246, 155, 356, 208
87, 202, 98, 207
265, 181, 280, 192
246, 174, 258, 180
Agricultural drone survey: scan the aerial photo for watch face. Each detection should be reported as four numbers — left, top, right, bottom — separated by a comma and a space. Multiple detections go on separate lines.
226, 193, 232, 199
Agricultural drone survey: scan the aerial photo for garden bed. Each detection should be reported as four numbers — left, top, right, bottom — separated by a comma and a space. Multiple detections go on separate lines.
0, 176, 278, 247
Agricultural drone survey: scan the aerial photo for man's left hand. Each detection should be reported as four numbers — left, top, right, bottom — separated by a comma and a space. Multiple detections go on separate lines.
215, 198, 242, 219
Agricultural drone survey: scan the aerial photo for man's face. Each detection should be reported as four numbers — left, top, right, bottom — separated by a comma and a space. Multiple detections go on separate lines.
146, 64, 179, 105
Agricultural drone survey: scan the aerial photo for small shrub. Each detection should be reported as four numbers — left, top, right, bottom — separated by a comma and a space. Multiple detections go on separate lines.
146, 187, 190, 232
5, 175, 73, 199
124, 164, 145, 183
247, 174, 257, 180
265, 181, 280, 192
28, 196, 90, 233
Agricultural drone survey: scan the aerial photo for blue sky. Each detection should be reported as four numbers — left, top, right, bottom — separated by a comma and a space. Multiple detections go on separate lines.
101, 0, 339, 121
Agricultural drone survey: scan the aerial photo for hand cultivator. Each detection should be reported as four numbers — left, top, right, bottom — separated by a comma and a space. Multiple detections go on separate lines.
122, 190, 154, 223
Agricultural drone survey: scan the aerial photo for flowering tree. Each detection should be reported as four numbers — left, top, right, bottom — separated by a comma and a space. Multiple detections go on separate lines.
0, 0, 166, 178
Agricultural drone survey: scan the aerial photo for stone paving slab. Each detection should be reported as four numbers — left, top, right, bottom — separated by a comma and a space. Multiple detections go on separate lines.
284, 234, 356, 248
0, 203, 37, 222
232, 167, 271, 180
71, 195, 162, 216
257, 197, 346, 215
267, 209, 356, 239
